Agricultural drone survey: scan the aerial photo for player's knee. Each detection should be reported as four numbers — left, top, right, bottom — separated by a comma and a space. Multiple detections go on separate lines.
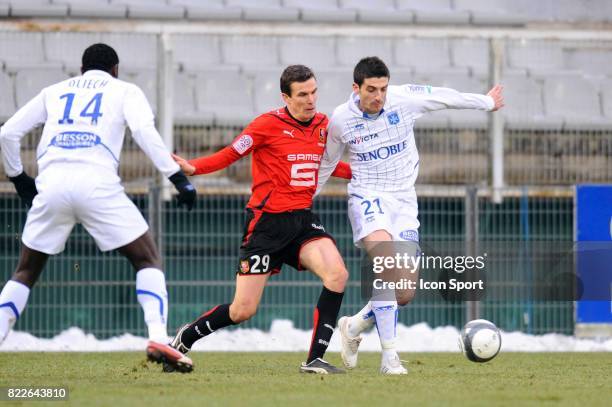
230, 301, 258, 323
396, 288, 416, 306
323, 265, 348, 292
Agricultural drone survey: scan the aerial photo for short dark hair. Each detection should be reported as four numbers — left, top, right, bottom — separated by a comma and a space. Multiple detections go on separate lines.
353, 56, 390, 86
280, 65, 315, 96
82, 43, 119, 73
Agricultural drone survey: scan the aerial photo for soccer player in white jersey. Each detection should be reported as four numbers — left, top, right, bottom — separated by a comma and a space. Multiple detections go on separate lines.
0, 44, 196, 372
317, 57, 504, 374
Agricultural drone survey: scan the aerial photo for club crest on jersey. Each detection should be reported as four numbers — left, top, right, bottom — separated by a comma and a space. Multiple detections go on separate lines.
240, 260, 250, 273
399, 230, 419, 242
387, 111, 400, 125
232, 134, 253, 154
319, 128, 326, 143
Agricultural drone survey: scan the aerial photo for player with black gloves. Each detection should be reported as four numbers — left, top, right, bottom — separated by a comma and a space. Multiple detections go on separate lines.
0, 43, 195, 372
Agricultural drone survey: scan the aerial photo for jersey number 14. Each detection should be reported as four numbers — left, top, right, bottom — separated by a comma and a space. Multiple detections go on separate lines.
58, 92, 104, 125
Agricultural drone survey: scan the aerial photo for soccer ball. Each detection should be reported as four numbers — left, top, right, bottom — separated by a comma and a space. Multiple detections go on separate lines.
458, 319, 502, 363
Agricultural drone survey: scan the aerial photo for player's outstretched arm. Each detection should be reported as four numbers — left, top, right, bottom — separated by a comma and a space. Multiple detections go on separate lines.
396, 83, 502, 113
181, 146, 242, 176
0, 91, 47, 207
487, 84, 505, 111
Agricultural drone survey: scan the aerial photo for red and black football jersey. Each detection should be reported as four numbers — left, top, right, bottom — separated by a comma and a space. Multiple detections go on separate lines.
230, 108, 329, 213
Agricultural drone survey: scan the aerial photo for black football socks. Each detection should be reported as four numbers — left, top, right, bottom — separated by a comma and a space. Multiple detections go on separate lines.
180, 303, 236, 349
307, 287, 345, 363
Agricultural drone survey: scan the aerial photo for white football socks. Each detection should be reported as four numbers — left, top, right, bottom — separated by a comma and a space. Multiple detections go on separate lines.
136, 268, 168, 343
347, 301, 375, 338
372, 300, 399, 356
0, 280, 30, 343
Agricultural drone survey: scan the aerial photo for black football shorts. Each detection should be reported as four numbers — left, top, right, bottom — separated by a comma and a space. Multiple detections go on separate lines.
237, 208, 335, 275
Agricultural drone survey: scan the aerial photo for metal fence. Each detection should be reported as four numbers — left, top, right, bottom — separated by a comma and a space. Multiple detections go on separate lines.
0, 186, 574, 338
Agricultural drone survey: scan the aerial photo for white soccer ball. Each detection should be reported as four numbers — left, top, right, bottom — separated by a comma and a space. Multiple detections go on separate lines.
458, 319, 502, 363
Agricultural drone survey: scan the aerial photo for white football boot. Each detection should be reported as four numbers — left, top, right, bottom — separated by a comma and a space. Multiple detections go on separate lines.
338, 316, 362, 369
380, 352, 408, 375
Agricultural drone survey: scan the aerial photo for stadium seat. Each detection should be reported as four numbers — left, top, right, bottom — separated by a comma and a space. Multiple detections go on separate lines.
546, 0, 608, 22
454, 0, 528, 26
0, 32, 59, 72
566, 48, 612, 76
500, 73, 563, 129
124, 3, 185, 19
10, 0, 68, 17
195, 69, 254, 125
396, 0, 469, 25
126, 70, 199, 121
225, 0, 299, 22
451, 38, 490, 77
506, 40, 565, 76
174, 71, 199, 122
221, 36, 280, 69
15, 68, 69, 107
394, 38, 468, 76
601, 78, 612, 120
172, 34, 223, 71
315, 69, 353, 117
544, 74, 610, 130
0, 71, 15, 120
44, 32, 102, 73
68, 0, 127, 19
251, 69, 285, 115
169, 0, 242, 20
337, 37, 394, 67
126, 69, 157, 113
100, 33, 157, 71
285, 0, 356, 23
279, 36, 337, 69
340, 0, 413, 24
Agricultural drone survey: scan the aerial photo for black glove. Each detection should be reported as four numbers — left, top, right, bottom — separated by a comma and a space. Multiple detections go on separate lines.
169, 170, 196, 211
9, 171, 38, 208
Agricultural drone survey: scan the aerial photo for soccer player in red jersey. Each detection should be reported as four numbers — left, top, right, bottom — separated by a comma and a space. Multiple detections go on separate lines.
167, 65, 352, 374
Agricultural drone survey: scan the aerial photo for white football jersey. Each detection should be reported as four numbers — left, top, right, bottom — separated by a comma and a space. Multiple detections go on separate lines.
0, 70, 178, 178
317, 84, 494, 195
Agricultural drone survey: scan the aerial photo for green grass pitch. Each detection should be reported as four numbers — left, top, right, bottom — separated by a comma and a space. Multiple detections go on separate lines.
1, 352, 611, 406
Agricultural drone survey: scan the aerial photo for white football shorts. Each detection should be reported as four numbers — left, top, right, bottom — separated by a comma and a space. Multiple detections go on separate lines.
21, 165, 149, 254
347, 188, 420, 247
